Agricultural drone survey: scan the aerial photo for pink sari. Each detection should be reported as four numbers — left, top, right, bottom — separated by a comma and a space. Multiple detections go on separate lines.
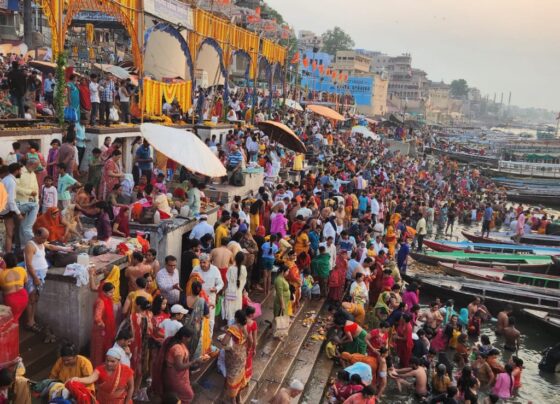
100, 159, 121, 200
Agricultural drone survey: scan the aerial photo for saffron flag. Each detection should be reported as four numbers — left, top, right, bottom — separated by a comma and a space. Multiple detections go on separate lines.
291, 51, 300, 64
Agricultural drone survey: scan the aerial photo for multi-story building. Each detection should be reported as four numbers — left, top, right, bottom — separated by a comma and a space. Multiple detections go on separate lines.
332, 50, 371, 75
385, 54, 429, 101
298, 30, 322, 51
355, 49, 390, 73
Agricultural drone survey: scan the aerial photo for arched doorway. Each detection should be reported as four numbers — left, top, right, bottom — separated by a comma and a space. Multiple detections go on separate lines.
143, 22, 194, 81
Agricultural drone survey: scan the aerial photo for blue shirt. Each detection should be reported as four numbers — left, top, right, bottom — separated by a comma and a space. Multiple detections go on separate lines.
100, 80, 115, 102
358, 195, 369, 212
136, 145, 152, 171
227, 151, 243, 168
261, 242, 278, 260
483, 207, 493, 221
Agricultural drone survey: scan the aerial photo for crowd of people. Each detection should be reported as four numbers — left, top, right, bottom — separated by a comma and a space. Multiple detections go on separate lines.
0, 87, 541, 404
0, 53, 135, 125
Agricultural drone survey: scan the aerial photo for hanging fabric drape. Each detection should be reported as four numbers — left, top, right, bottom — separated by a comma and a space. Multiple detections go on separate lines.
142, 78, 192, 116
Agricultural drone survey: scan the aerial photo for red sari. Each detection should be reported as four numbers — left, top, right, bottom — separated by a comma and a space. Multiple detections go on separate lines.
95, 363, 134, 404
245, 319, 258, 380
396, 321, 413, 368
328, 254, 347, 302
90, 286, 116, 368
100, 158, 121, 200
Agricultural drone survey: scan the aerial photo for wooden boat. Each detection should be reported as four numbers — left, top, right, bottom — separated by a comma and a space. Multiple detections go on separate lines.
492, 176, 560, 188
428, 148, 499, 167
519, 234, 560, 247
507, 190, 560, 207
522, 309, 560, 334
461, 230, 513, 244
461, 230, 560, 247
408, 274, 560, 313
487, 160, 560, 179
440, 262, 560, 289
409, 251, 557, 273
425, 239, 560, 256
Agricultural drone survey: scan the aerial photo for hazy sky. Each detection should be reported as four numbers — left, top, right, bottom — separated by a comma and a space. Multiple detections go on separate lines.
267, 0, 559, 111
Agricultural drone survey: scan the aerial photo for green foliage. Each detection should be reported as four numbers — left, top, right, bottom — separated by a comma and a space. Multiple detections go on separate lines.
261, 3, 284, 24
450, 79, 469, 98
321, 26, 355, 55
55, 53, 66, 126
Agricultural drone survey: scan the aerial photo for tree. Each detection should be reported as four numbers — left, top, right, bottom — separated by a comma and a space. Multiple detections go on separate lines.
261, 3, 284, 24
321, 27, 355, 56
450, 79, 469, 98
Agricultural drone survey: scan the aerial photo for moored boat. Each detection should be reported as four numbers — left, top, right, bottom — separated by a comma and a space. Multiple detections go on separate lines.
409, 251, 557, 273
461, 230, 560, 247
488, 160, 560, 179
522, 309, 560, 335
440, 262, 560, 289
408, 274, 560, 314
461, 230, 513, 244
425, 239, 560, 256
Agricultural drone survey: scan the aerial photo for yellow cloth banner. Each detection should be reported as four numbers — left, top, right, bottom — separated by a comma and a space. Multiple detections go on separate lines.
143, 78, 192, 116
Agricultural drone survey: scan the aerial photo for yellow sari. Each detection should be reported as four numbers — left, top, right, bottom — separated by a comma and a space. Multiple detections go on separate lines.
225, 325, 248, 397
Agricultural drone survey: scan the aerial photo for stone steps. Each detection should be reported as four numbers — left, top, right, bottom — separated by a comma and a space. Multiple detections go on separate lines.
192, 295, 325, 404
244, 298, 324, 404
19, 328, 60, 381
295, 342, 334, 404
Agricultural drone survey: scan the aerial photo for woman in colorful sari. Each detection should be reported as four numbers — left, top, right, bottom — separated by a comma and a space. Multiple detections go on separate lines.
90, 282, 117, 368
342, 296, 365, 326
328, 252, 348, 303
274, 265, 291, 317
33, 207, 66, 242
49, 343, 94, 391
100, 150, 124, 200
385, 213, 400, 258
185, 280, 211, 360
334, 312, 368, 355
221, 310, 250, 403
284, 250, 302, 312
0, 253, 28, 322
394, 313, 414, 368
152, 326, 209, 403
128, 296, 153, 395
249, 199, 263, 235
245, 305, 258, 380
70, 348, 134, 404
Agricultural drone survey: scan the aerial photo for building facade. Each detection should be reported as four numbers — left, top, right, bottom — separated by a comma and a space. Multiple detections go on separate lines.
332, 50, 371, 75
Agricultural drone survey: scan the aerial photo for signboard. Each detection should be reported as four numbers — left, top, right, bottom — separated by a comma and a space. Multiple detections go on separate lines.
0, 0, 19, 11
74, 11, 118, 22
301, 75, 373, 106
144, 0, 193, 28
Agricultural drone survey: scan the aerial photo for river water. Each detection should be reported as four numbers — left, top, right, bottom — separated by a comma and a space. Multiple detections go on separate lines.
382, 222, 560, 403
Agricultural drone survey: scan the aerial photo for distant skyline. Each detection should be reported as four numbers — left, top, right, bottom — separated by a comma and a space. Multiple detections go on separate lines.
267, 0, 559, 111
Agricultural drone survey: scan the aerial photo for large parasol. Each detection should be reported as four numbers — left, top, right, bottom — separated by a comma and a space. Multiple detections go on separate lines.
140, 123, 226, 177
306, 104, 345, 121
257, 120, 307, 153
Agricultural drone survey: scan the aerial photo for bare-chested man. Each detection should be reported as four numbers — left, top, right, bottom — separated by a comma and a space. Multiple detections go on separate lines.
496, 304, 513, 335
395, 357, 429, 399
124, 251, 152, 292
210, 238, 233, 282
468, 297, 491, 320
418, 301, 443, 333
145, 248, 160, 274
269, 379, 304, 404
503, 316, 521, 352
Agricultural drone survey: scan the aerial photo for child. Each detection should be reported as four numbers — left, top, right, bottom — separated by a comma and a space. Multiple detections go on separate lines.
328, 370, 350, 403
454, 333, 470, 368
46, 139, 60, 178
377, 346, 389, 398
154, 172, 167, 194
41, 175, 58, 213
510, 356, 524, 390
57, 163, 80, 209
301, 270, 320, 300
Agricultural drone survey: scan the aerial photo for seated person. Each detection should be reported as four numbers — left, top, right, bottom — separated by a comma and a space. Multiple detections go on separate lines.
112, 206, 130, 237
62, 204, 82, 241
48, 343, 94, 391
33, 207, 67, 242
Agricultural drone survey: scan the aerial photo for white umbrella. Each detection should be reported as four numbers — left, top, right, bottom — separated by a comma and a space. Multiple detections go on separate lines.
352, 125, 379, 140
93, 63, 131, 79
281, 98, 303, 111
140, 123, 226, 177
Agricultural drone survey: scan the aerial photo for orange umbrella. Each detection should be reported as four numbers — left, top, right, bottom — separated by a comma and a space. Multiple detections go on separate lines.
306, 104, 345, 121
257, 121, 307, 153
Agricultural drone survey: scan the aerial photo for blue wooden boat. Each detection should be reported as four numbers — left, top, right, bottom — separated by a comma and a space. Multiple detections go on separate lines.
425, 239, 560, 256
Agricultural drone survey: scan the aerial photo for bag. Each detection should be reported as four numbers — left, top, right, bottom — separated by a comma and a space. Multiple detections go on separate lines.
247, 301, 262, 319
50, 251, 79, 267
109, 106, 120, 122
63, 106, 78, 123
229, 170, 245, 186
138, 207, 156, 224
273, 314, 290, 339
215, 295, 223, 318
